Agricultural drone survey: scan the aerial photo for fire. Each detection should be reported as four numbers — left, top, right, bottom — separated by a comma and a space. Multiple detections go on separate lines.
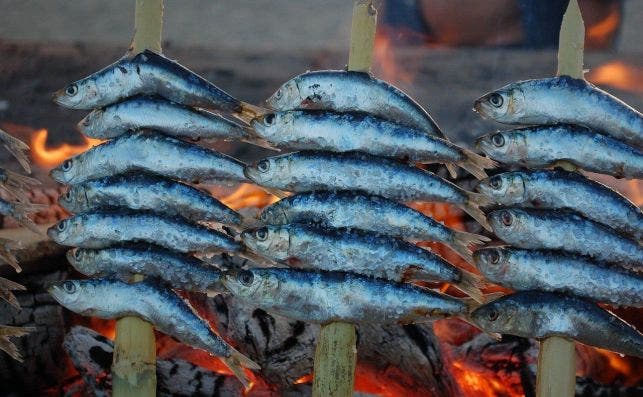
220, 183, 279, 210
293, 373, 313, 385
30, 129, 103, 168
586, 6, 620, 48
586, 61, 643, 94
373, 30, 414, 85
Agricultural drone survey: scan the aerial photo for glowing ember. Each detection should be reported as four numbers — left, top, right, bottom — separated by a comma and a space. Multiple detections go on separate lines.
293, 373, 313, 385
30, 129, 103, 168
220, 183, 279, 210
373, 30, 414, 85
587, 61, 643, 94
586, 6, 620, 48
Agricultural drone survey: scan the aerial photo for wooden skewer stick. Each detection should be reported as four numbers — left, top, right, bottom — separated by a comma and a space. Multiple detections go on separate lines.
311, 2, 376, 397
112, 1, 163, 396
537, 2, 584, 397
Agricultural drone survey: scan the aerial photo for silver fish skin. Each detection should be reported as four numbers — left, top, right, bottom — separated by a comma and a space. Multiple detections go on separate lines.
67, 246, 224, 295
49, 131, 247, 185
0, 198, 46, 235
52, 50, 241, 112
58, 173, 241, 227
251, 110, 495, 179
476, 125, 643, 179
267, 70, 445, 139
474, 76, 643, 148
222, 268, 467, 324
244, 151, 492, 230
78, 96, 251, 141
477, 169, 643, 240
48, 279, 259, 386
471, 291, 643, 358
259, 191, 489, 264
475, 247, 643, 308
47, 210, 240, 254
488, 208, 643, 271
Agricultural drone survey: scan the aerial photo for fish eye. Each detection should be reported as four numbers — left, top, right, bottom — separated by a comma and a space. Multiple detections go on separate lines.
61, 159, 73, 171
73, 249, 83, 261
64, 190, 72, 200
264, 114, 276, 125
489, 176, 502, 189
500, 211, 513, 226
63, 281, 76, 294
57, 220, 68, 231
255, 227, 268, 241
487, 309, 499, 321
489, 93, 503, 108
274, 89, 282, 99
489, 249, 500, 264
257, 160, 270, 173
260, 211, 269, 221
65, 84, 78, 96
238, 270, 254, 286
491, 133, 505, 147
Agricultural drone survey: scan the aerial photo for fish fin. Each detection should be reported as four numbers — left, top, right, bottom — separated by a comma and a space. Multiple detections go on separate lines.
458, 149, 498, 180
0, 325, 35, 338
7, 202, 47, 235
234, 102, 270, 125
0, 130, 31, 174
260, 186, 288, 199
462, 192, 492, 231
445, 163, 459, 179
451, 231, 490, 264
454, 271, 485, 303
242, 136, 280, 151
0, 336, 23, 362
236, 250, 276, 267
0, 276, 25, 309
0, 244, 21, 273
2, 170, 40, 199
221, 348, 260, 389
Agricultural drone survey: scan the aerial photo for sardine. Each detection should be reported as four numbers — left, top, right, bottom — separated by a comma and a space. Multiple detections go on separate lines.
0, 198, 46, 235
52, 50, 241, 112
251, 111, 495, 179
475, 247, 643, 308
475, 125, 643, 179
477, 170, 642, 239
48, 279, 259, 386
474, 76, 643, 148
244, 151, 492, 230
47, 210, 240, 254
488, 208, 643, 271
222, 268, 468, 324
260, 191, 489, 263
77, 96, 252, 141
0, 325, 34, 362
241, 224, 484, 301
471, 291, 643, 358
58, 173, 242, 227
0, 168, 40, 202
67, 246, 224, 295
266, 70, 460, 176
49, 131, 247, 185
0, 128, 31, 173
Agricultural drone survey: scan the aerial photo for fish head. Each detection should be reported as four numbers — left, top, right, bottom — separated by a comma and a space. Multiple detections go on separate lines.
241, 226, 290, 260
58, 185, 88, 213
49, 155, 85, 184
66, 248, 101, 277
243, 155, 285, 186
47, 217, 82, 245
473, 85, 525, 123
475, 131, 520, 161
77, 109, 105, 138
48, 279, 95, 313
222, 268, 279, 300
52, 78, 100, 109
487, 208, 528, 238
266, 79, 301, 110
259, 203, 289, 225
470, 294, 520, 335
473, 247, 511, 279
251, 111, 294, 140
476, 172, 526, 204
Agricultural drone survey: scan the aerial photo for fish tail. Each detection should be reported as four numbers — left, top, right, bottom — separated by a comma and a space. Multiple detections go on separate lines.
0, 276, 26, 309
3, 170, 40, 195
0, 325, 35, 338
461, 192, 492, 231
10, 202, 47, 235
222, 348, 260, 389
234, 101, 270, 125
0, 130, 31, 174
0, 244, 21, 273
454, 270, 486, 303
451, 231, 491, 264
260, 186, 288, 199
458, 149, 498, 180
445, 163, 459, 179
0, 336, 23, 362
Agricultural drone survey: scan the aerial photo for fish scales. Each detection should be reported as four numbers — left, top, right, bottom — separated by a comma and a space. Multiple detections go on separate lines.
476, 125, 643, 179
471, 291, 643, 358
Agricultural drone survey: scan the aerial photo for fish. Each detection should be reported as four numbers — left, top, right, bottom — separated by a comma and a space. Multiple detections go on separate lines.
47, 210, 240, 254
222, 268, 468, 324
488, 208, 643, 271
48, 278, 259, 387
474, 247, 643, 308
52, 50, 241, 113
241, 224, 484, 302
0, 128, 31, 173
49, 131, 248, 185
244, 151, 492, 230
475, 125, 643, 179
0, 238, 21, 273
251, 111, 495, 179
0, 325, 35, 362
77, 96, 255, 142
0, 168, 40, 202
0, 198, 47, 235
476, 169, 643, 240
259, 191, 489, 264
471, 291, 643, 358
474, 76, 643, 148
266, 70, 461, 177
58, 173, 242, 227
0, 276, 25, 309
67, 246, 224, 295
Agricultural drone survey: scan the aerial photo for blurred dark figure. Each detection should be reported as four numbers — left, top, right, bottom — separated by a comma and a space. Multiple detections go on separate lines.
381, 0, 621, 48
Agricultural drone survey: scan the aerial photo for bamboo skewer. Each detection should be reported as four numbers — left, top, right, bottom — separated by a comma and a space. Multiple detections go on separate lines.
112, 1, 163, 396
536, 2, 584, 397
311, 2, 377, 397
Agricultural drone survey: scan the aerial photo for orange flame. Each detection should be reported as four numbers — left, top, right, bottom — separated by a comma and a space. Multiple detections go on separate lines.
586, 6, 620, 48
373, 31, 414, 85
30, 129, 103, 168
587, 61, 643, 94
220, 183, 279, 210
